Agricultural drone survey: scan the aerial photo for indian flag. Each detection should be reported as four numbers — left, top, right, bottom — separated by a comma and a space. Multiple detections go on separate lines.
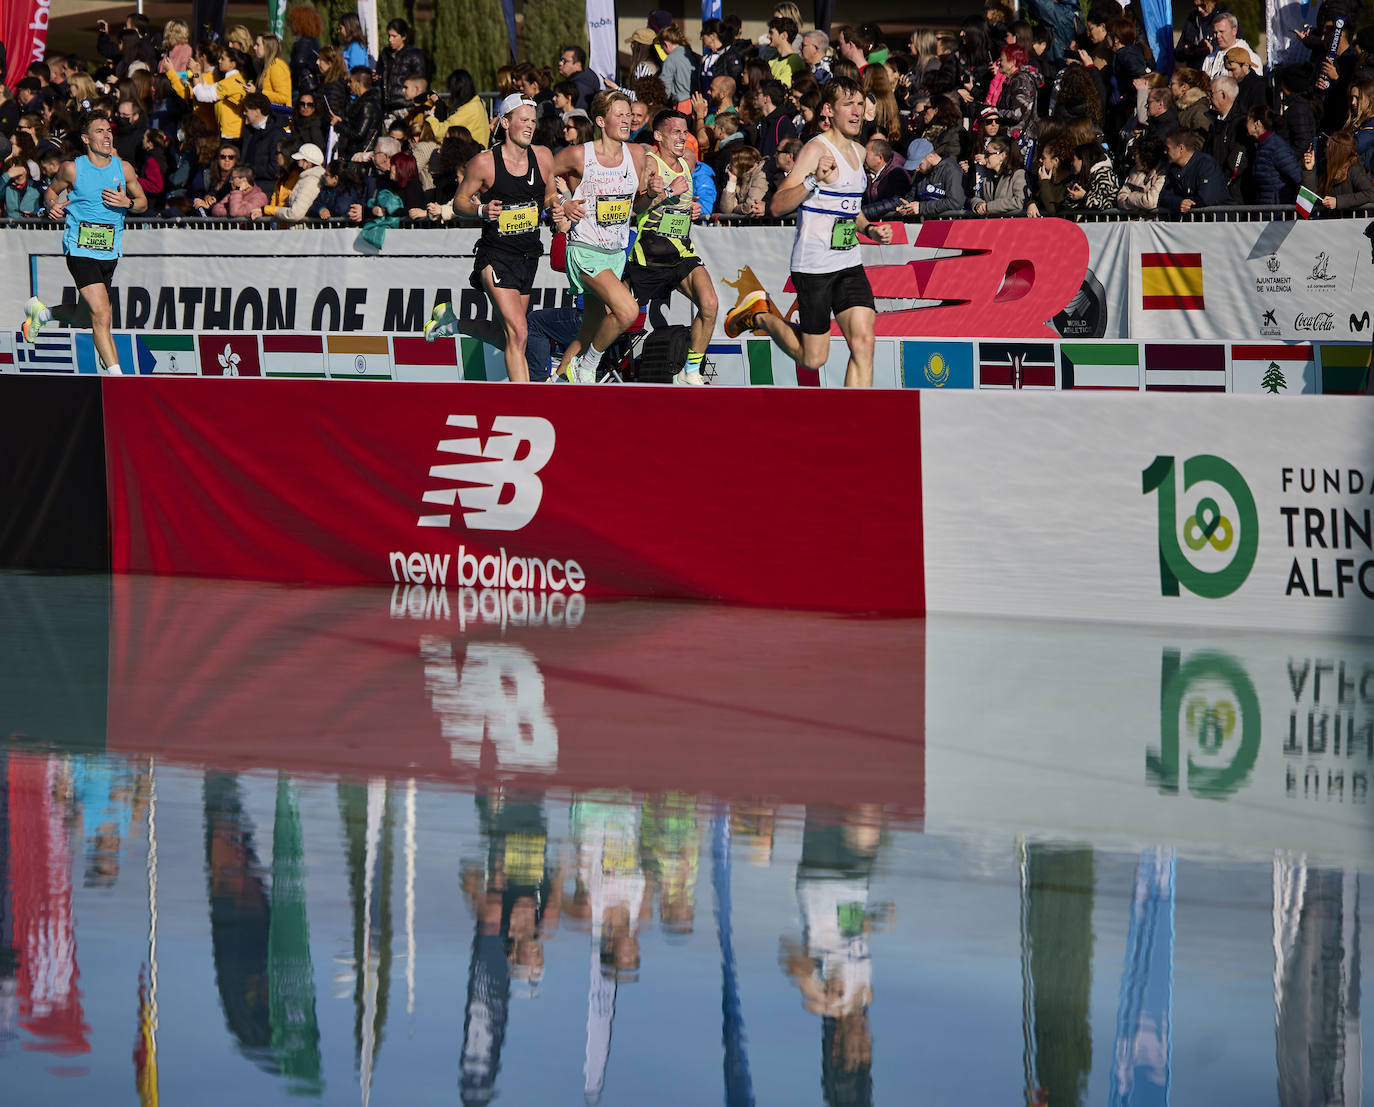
1059, 342, 1140, 390
1141, 252, 1204, 311
138, 333, 197, 374
262, 334, 325, 378
326, 334, 391, 379
393, 335, 459, 381
458, 337, 507, 381
1295, 186, 1320, 219
1317, 343, 1371, 394
1230, 343, 1316, 394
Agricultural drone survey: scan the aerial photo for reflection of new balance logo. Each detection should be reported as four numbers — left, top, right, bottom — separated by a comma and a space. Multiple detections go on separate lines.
418, 415, 555, 531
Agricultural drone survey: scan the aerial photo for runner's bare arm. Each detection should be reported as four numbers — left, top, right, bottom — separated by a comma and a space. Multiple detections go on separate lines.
119, 160, 149, 214
44, 161, 77, 217
549, 144, 584, 219
856, 211, 892, 244
454, 151, 495, 219
769, 138, 826, 217
533, 146, 556, 212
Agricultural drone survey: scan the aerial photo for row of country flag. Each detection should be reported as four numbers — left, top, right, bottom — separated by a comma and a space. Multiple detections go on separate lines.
1, 329, 1369, 393
745, 338, 1372, 393
0, 330, 511, 381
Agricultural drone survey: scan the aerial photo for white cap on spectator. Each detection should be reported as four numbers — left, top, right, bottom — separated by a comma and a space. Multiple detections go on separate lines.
294, 143, 325, 166
497, 94, 537, 118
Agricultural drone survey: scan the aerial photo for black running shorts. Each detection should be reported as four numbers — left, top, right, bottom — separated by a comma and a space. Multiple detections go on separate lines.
66, 255, 118, 290
625, 255, 702, 306
790, 265, 876, 335
471, 246, 539, 296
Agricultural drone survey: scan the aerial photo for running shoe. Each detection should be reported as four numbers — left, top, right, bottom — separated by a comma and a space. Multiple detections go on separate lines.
21, 297, 46, 343
424, 301, 457, 342
723, 290, 779, 337
573, 360, 598, 384
673, 369, 706, 385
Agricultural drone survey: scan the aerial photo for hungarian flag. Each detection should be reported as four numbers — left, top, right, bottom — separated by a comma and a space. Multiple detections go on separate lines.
1140, 253, 1204, 310
1144, 343, 1226, 391
261, 334, 325, 378
1295, 186, 1320, 219
977, 342, 1056, 389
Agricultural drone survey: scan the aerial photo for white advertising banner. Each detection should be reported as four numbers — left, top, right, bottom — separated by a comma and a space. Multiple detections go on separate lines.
1128, 218, 1374, 342
920, 392, 1374, 635
585, 0, 617, 91
925, 615, 1374, 867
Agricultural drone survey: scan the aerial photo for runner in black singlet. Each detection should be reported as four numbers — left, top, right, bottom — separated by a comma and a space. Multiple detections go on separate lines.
425, 95, 554, 383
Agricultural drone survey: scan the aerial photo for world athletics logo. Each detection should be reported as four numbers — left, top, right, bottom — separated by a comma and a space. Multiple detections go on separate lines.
1142, 455, 1258, 598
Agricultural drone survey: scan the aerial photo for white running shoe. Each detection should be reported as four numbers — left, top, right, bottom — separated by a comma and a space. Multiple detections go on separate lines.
424, 301, 457, 342
21, 297, 46, 343
573, 360, 598, 384
673, 369, 706, 385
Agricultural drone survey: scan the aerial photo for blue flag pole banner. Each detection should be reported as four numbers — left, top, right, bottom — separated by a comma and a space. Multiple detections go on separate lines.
1109, 847, 1175, 1107
1267, 0, 1315, 69
500, 0, 517, 63
713, 814, 754, 1107
703, 0, 722, 22
1140, 0, 1175, 75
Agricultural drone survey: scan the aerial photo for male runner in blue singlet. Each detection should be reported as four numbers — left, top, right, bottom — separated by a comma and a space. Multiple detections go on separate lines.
22, 112, 148, 376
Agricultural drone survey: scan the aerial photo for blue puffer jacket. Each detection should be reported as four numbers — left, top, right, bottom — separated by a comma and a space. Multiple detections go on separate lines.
1251, 130, 1302, 204
1355, 119, 1374, 172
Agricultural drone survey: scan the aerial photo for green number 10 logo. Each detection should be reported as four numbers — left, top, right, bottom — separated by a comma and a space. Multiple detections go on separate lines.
1142, 454, 1258, 598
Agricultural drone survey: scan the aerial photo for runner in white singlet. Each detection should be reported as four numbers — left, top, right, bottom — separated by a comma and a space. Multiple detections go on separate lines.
546, 91, 653, 383
722, 77, 893, 388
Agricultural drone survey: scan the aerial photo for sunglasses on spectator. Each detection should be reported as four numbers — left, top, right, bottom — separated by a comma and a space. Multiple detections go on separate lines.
219, 153, 237, 160
299, 99, 316, 108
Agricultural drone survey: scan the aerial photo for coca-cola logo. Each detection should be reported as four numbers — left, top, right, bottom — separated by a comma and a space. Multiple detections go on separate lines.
1294, 311, 1336, 332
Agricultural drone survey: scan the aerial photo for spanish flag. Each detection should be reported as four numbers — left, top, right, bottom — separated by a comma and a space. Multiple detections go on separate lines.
1141, 252, 1204, 311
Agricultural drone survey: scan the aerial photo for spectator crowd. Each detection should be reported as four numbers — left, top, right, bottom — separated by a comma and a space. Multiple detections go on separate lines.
4, 0, 1374, 223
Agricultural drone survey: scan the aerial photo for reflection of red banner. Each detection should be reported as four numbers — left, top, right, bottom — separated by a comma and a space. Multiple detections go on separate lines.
8, 754, 90, 1058
101, 379, 923, 614
1, 0, 49, 90
107, 576, 924, 821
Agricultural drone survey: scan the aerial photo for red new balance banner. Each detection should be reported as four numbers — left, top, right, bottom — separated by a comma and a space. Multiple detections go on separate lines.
2, 0, 49, 91
106, 575, 925, 819
102, 379, 924, 612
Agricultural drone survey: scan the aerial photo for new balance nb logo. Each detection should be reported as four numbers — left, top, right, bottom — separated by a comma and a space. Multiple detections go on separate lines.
418, 415, 555, 531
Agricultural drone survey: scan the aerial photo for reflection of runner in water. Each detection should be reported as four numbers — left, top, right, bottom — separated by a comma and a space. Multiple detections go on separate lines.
568, 792, 650, 1104
425, 96, 554, 383
22, 113, 148, 375
779, 804, 892, 1107
458, 787, 562, 1107
640, 792, 700, 935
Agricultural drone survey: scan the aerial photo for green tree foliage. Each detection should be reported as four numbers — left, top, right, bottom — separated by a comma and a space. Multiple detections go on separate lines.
523, 0, 588, 75
431, 0, 510, 90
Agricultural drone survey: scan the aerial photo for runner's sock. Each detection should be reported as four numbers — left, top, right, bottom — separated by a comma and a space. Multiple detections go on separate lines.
37, 307, 53, 323
683, 349, 704, 375
105, 363, 123, 375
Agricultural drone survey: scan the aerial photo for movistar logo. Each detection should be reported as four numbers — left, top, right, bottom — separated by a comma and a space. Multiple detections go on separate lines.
418, 415, 555, 531
1142, 454, 1258, 598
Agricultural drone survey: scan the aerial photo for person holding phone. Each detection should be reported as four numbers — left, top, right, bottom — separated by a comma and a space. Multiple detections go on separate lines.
21, 112, 147, 375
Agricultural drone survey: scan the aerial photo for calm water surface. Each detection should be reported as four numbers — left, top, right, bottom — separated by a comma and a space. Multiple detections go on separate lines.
0, 572, 1370, 1106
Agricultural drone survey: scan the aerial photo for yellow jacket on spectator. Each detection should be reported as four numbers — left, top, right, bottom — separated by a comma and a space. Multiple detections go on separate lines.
169, 67, 247, 140
429, 95, 489, 147
263, 169, 299, 217
259, 57, 292, 108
